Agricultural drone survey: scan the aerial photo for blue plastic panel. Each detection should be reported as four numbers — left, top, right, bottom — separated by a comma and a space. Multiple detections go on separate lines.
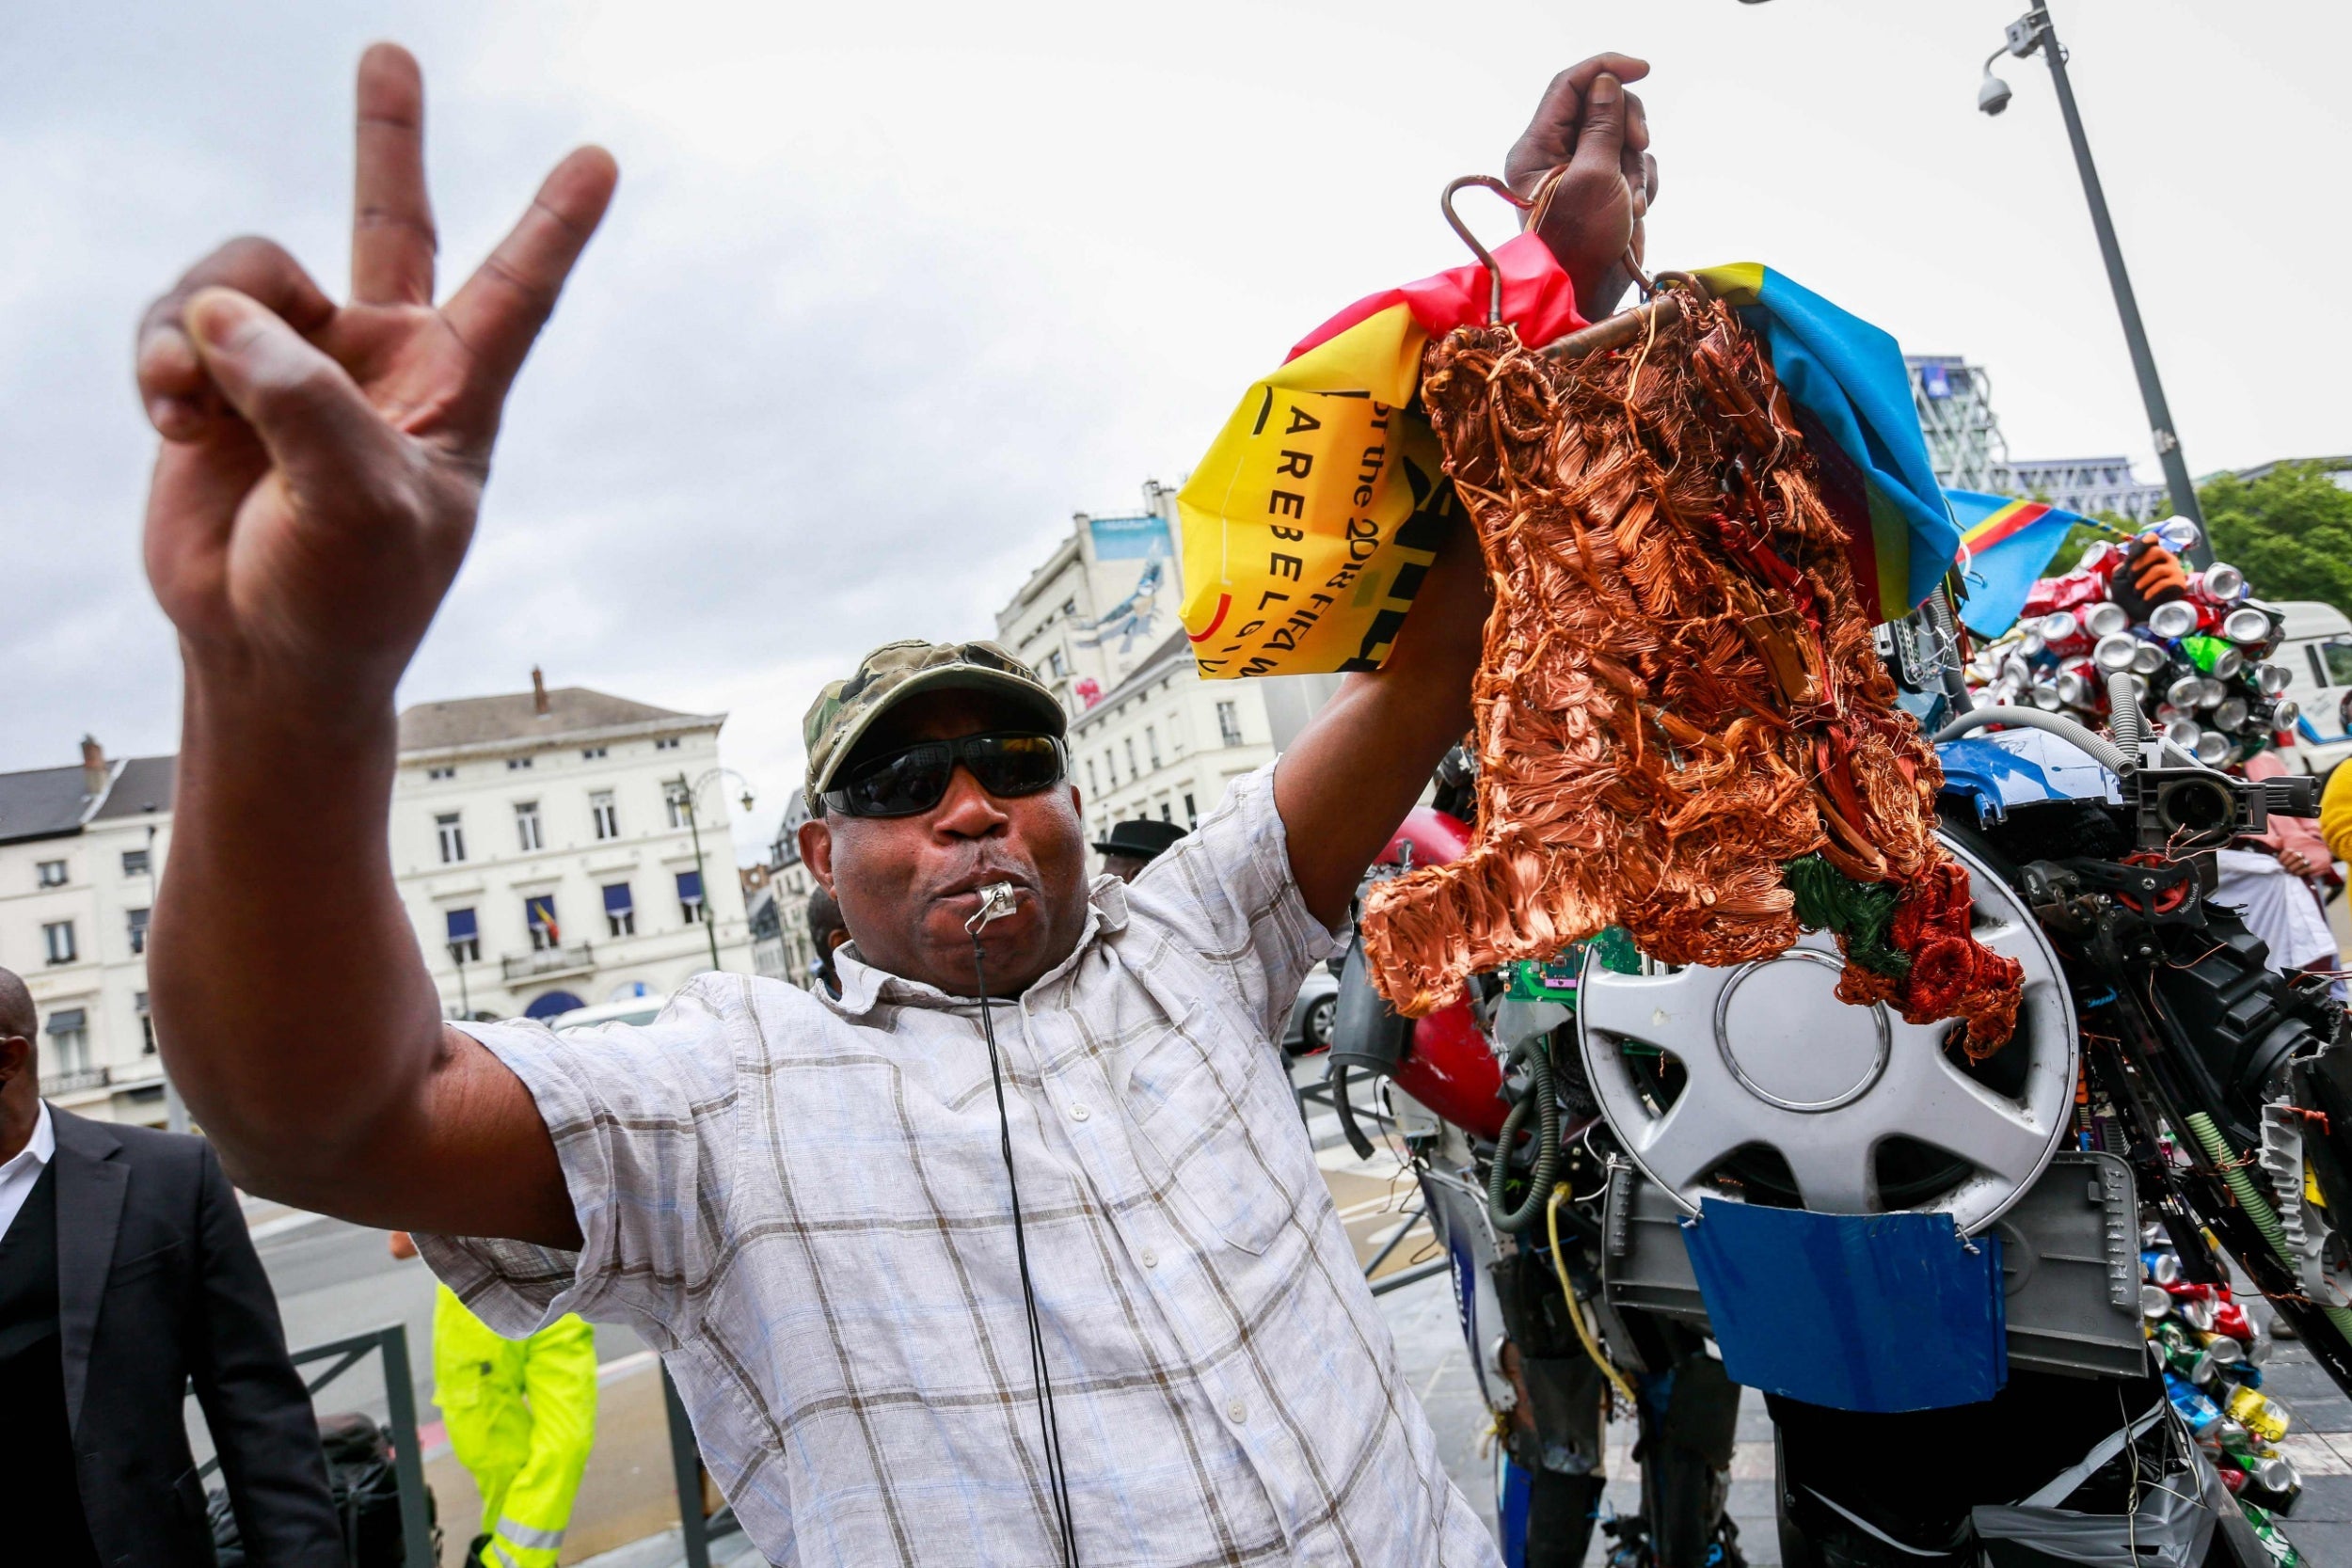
1680, 1198, 2007, 1412
1935, 728, 2121, 826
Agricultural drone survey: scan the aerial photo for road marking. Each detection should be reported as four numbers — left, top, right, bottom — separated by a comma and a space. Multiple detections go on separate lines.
598, 1349, 660, 1385
246, 1209, 333, 1243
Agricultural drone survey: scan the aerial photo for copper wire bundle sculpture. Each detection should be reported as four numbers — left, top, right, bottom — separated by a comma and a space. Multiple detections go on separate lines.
1359, 284, 2025, 1054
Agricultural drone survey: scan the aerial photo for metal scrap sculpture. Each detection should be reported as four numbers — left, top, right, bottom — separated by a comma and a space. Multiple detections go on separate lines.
1359, 281, 2025, 1054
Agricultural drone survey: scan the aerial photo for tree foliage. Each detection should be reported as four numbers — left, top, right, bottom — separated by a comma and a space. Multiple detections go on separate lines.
2201, 462, 2352, 610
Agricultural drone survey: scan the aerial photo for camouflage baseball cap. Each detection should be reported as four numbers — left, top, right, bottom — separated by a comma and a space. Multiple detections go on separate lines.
803, 639, 1066, 809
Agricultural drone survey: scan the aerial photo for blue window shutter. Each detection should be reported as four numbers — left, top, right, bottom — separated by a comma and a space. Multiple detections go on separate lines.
603, 882, 633, 915
445, 908, 478, 942
676, 869, 705, 903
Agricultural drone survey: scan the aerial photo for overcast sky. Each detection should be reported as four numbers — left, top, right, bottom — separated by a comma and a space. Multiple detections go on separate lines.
5, 0, 2345, 860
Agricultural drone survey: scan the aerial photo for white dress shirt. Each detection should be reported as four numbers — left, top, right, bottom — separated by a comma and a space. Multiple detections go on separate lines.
422, 766, 1498, 1568
0, 1099, 56, 1243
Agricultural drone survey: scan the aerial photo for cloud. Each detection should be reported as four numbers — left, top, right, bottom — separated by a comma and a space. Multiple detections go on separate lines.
6, 0, 2348, 864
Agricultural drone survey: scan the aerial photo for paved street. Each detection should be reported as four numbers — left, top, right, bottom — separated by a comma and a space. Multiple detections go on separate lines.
188, 1043, 2352, 1565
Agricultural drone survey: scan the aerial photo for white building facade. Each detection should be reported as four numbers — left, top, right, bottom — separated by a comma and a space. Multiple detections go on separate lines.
995, 486, 1343, 862
392, 674, 755, 1022
0, 743, 175, 1125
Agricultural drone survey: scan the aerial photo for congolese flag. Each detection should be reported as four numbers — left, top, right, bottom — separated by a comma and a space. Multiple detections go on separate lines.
1177, 250, 1969, 677
1942, 489, 2085, 638
1693, 264, 1961, 625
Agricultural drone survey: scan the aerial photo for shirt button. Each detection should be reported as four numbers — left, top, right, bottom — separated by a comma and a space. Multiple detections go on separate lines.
1069, 1102, 1090, 1122
1227, 1400, 1248, 1424
1140, 1249, 1158, 1269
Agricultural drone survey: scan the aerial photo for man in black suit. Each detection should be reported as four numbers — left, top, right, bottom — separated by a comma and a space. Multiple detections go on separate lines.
0, 966, 343, 1566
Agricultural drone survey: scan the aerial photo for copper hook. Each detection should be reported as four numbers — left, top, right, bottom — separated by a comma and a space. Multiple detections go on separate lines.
1440, 175, 1534, 326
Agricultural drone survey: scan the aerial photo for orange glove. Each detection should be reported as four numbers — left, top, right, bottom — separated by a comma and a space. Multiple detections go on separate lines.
2111, 539, 2188, 621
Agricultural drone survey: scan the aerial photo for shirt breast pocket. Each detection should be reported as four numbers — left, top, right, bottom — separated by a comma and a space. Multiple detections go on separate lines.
1122, 1004, 1305, 1257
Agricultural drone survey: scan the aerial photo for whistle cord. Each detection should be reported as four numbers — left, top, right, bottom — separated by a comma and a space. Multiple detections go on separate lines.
973, 936, 1080, 1567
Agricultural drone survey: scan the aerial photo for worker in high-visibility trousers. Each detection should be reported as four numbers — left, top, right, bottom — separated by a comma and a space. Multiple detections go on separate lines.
389, 1232, 598, 1568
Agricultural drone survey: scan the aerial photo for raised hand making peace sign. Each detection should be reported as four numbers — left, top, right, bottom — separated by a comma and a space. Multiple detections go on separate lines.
136, 43, 616, 715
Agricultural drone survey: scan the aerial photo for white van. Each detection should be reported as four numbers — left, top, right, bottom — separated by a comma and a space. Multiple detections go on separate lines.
2274, 600, 2352, 774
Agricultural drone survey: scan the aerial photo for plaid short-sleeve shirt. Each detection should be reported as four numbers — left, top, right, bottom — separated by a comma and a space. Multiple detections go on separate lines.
419, 766, 1496, 1568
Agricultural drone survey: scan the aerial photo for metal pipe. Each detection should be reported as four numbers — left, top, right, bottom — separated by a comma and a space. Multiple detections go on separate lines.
2024, 6, 2209, 558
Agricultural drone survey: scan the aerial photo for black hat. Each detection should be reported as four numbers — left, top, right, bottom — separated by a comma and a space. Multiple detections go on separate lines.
1092, 818, 1187, 862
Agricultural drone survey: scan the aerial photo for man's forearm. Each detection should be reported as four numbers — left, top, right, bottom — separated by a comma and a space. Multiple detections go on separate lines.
153, 665, 445, 1195
1276, 518, 1491, 925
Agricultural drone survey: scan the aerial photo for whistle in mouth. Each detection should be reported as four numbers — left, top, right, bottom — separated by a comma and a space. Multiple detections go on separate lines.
966, 881, 1019, 935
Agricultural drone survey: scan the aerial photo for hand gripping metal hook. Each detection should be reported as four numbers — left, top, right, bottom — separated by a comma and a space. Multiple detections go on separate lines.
1440, 175, 1534, 327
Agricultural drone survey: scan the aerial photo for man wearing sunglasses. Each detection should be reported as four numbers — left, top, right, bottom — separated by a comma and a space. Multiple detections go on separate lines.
132, 40, 1656, 1568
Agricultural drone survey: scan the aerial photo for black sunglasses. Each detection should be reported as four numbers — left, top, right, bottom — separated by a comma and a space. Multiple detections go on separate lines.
822, 731, 1068, 818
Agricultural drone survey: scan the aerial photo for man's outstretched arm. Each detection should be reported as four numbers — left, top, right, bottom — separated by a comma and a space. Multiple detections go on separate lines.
1275, 54, 1657, 927
138, 45, 613, 1246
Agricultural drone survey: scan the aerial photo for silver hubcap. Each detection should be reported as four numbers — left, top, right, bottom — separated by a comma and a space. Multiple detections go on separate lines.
1578, 833, 2076, 1236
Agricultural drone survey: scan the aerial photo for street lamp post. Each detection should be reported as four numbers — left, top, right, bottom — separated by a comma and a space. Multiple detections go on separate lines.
670, 769, 756, 974
1979, 6, 2209, 562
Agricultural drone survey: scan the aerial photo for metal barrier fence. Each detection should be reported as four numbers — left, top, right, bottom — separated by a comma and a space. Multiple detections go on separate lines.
663, 1367, 743, 1568
195, 1323, 435, 1568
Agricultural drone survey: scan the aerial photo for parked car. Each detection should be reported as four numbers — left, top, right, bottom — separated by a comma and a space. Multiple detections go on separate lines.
1281, 966, 1339, 1056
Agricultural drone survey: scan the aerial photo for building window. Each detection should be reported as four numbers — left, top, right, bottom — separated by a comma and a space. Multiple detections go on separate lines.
603, 882, 636, 938
1047, 649, 1069, 678
666, 787, 691, 831
525, 895, 561, 952
436, 814, 466, 863
506, 755, 533, 771
581, 746, 609, 760
445, 908, 481, 963
1160, 801, 1174, 823
1167, 712, 1184, 758
676, 869, 706, 924
46, 1009, 89, 1075
135, 992, 154, 1054
655, 736, 681, 752
426, 765, 456, 781
1216, 701, 1244, 748
1184, 793, 1198, 830
121, 848, 150, 878
127, 907, 151, 956
1146, 725, 1162, 768
590, 791, 619, 840
43, 921, 76, 965
1104, 750, 1118, 785
36, 859, 67, 888
516, 800, 544, 852
1085, 758, 1099, 796
1124, 737, 1139, 778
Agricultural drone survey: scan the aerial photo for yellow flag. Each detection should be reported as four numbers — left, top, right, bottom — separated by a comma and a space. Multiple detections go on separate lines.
1177, 305, 1456, 678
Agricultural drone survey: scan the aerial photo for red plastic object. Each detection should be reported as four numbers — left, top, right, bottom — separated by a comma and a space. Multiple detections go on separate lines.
1396, 1000, 1508, 1141
1378, 804, 1474, 870
1371, 807, 1507, 1139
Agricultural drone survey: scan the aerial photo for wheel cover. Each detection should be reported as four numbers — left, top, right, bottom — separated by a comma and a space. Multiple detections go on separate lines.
1577, 832, 2076, 1235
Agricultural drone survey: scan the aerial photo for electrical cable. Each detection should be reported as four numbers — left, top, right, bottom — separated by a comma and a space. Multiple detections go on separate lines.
968, 889, 1079, 1567
1546, 1183, 1638, 1408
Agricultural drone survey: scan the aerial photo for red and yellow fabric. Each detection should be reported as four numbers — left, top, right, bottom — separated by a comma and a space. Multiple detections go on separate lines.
1175, 235, 1583, 679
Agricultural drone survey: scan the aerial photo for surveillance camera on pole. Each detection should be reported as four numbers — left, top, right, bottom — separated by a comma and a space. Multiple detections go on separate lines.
1975, 5, 2210, 558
